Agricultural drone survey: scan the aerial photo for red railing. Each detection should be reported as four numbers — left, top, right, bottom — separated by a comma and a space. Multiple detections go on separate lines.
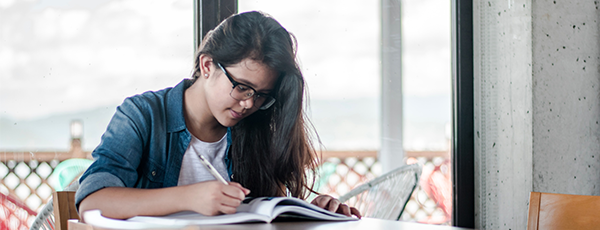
1, 192, 37, 230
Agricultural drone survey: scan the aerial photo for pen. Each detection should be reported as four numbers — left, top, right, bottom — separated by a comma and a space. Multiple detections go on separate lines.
197, 153, 229, 185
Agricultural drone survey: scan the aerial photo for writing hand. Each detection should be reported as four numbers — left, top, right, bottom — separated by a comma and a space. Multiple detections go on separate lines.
183, 181, 250, 216
311, 194, 362, 218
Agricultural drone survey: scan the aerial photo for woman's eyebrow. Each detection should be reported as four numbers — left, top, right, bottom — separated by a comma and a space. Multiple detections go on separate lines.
234, 76, 273, 93
256, 87, 273, 94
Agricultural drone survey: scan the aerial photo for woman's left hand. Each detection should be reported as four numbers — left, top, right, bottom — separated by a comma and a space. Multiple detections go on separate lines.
311, 194, 362, 218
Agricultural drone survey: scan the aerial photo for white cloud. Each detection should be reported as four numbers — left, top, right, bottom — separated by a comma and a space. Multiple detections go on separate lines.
59, 10, 91, 39
0, 0, 14, 9
2, 0, 451, 120
0, 47, 14, 80
34, 8, 59, 39
60, 45, 93, 67
1, 1, 193, 119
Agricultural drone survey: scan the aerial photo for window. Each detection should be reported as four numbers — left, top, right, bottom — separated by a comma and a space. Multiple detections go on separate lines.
0, 0, 194, 151
240, 0, 453, 224
1, 1, 469, 225
239, 1, 381, 152
0, 0, 194, 210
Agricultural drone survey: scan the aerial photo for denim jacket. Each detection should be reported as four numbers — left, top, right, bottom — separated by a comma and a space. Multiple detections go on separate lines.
75, 79, 232, 208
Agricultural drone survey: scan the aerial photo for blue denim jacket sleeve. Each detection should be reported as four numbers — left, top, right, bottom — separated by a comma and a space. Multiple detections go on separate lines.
75, 80, 189, 209
75, 96, 160, 207
75, 79, 234, 210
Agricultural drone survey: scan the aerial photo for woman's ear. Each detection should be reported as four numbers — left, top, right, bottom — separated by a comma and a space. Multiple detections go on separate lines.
198, 54, 213, 79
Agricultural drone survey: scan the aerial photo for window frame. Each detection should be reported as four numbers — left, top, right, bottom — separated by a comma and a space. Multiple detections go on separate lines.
193, 0, 237, 51
451, 0, 475, 227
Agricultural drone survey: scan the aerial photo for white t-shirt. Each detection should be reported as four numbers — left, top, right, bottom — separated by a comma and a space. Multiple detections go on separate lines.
177, 133, 230, 186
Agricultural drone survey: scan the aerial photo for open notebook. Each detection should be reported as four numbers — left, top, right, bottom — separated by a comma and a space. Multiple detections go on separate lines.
83, 197, 357, 229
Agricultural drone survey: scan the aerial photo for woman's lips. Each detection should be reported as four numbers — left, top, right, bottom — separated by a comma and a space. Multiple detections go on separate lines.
230, 109, 244, 119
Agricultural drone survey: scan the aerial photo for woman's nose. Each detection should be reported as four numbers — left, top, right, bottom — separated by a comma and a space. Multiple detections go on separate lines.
241, 97, 254, 109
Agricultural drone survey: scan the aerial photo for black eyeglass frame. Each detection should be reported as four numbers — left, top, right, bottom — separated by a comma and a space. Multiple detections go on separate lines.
216, 62, 276, 110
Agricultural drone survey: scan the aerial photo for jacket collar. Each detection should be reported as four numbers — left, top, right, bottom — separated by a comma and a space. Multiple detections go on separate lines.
166, 79, 193, 133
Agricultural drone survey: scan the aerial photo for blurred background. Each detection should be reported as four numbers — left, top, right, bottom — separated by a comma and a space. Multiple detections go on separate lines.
0, 0, 451, 228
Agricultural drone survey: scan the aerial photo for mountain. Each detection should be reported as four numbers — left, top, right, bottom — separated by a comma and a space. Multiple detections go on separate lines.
0, 96, 450, 152
0, 106, 117, 151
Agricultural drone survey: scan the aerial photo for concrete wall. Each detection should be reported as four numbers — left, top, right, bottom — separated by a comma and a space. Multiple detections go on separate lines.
473, 0, 600, 229
473, 0, 534, 228
531, 0, 600, 195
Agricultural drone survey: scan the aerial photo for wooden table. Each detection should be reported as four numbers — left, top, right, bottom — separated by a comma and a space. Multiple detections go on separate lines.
69, 218, 473, 230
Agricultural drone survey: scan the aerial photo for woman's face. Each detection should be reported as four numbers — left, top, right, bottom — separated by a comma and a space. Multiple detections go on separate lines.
204, 58, 278, 127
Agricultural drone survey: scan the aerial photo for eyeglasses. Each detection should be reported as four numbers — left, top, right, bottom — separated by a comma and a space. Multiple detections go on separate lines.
217, 62, 276, 110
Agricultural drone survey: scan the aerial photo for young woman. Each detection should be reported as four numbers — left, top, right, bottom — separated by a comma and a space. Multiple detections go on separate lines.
76, 11, 361, 220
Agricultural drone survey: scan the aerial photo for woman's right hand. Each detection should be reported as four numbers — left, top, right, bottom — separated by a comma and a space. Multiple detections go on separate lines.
182, 181, 250, 216
79, 181, 250, 220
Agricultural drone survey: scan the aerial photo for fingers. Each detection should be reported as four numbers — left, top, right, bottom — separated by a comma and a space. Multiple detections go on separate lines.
311, 194, 334, 208
350, 207, 362, 219
218, 202, 239, 214
337, 204, 351, 216
188, 181, 249, 216
228, 182, 251, 195
221, 184, 248, 200
217, 183, 253, 215
310, 198, 319, 206
312, 195, 346, 214
218, 192, 242, 207
327, 198, 341, 212
334, 203, 363, 218
311, 195, 362, 218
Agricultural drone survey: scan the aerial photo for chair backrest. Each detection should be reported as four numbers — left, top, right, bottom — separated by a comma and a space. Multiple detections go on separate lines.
50, 158, 93, 191
527, 192, 600, 230
1, 192, 38, 230
53, 191, 79, 230
339, 164, 421, 220
30, 180, 80, 230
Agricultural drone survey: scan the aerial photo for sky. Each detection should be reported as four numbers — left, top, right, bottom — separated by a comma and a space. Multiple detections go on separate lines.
240, 0, 452, 99
1, 0, 194, 120
0, 0, 450, 120
0, 0, 451, 151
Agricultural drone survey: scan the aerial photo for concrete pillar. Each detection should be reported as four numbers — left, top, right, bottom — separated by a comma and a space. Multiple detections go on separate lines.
531, 0, 600, 196
473, 0, 600, 229
474, 0, 533, 228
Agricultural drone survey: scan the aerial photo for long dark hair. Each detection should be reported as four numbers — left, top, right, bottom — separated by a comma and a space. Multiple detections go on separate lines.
194, 11, 319, 199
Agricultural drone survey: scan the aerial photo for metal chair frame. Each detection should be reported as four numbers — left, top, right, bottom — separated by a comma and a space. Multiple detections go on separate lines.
339, 163, 421, 220
30, 180, 80, 230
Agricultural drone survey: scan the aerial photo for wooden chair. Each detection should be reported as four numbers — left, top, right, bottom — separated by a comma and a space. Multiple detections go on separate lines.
53, 191, 79, 230
527, 191, 600, 230
30, 183, 80, 230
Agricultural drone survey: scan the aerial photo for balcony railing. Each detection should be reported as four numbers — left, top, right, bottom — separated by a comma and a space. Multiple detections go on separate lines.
1, 149, 451, 226
318, 150, 451, 224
